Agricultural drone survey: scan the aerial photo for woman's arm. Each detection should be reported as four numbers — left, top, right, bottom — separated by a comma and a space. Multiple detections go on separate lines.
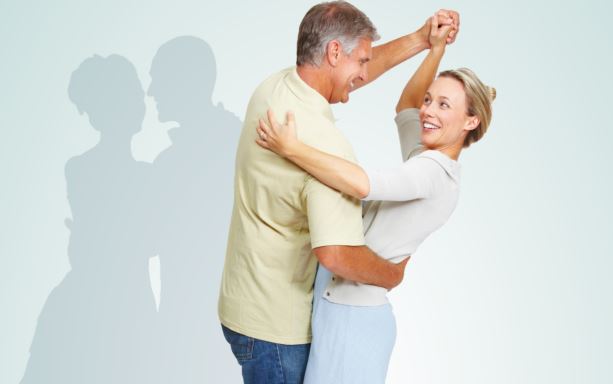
257, 113, 441, 202
257, 110, 370, 199
396, 15, 454, 112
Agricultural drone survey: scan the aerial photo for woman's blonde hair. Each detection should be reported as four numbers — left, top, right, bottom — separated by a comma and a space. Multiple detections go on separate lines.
438, 68, 496, 148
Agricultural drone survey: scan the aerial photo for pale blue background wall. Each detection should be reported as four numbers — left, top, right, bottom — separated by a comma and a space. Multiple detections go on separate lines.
1, 0, 612, 383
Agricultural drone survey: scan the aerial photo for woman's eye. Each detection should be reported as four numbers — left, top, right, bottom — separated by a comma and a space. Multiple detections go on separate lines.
440, 102, 449, 108
424, 97, 431, 104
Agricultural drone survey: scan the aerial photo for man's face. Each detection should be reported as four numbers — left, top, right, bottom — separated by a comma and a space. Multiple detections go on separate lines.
329, 38, 372, 104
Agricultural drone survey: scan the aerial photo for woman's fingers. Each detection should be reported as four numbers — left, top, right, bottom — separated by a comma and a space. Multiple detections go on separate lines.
255, 137, 269, 149
440, 24, 454, 37
258, 118, 270, 139
286, 111, 295, 129
437, 9, 459, 27
430, 13, 456, 48
267, 108, 280, 130
435, 9, 459, 44
255, 120, 269, 147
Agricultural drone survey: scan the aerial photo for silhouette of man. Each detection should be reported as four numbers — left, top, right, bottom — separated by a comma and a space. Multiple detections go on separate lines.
148, 36, 241, 383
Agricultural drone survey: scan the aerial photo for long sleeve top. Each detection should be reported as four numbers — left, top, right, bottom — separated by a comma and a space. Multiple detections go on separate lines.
323, 108, 461, 306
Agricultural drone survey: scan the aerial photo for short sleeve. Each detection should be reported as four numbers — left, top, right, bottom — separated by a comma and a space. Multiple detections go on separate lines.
303, 176, 365, 248
395, 108, 423, 161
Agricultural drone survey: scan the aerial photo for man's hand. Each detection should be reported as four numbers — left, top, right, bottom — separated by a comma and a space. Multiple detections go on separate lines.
350, 10, 459, 91
314, 246, 411, 290
388, 257, 410, 290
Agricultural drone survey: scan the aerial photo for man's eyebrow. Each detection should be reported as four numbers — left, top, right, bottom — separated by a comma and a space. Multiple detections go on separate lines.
360, 58, 370, 63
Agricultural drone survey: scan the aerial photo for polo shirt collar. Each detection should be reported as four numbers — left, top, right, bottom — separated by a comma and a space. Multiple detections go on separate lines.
284, 67, 335, 123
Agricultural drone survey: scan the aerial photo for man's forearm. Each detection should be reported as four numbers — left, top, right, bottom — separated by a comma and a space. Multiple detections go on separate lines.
315, 245, 405, 290
351, 10, 459, 91
352, 30, 429, 91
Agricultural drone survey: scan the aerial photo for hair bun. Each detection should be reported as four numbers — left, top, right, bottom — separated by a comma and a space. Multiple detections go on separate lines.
488, 86, 497, 101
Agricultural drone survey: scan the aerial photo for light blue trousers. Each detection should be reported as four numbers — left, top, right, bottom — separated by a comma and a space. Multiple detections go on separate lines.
304, 265, 397, 384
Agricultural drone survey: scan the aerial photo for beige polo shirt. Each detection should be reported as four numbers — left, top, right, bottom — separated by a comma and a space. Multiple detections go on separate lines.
218, 67, 365, 344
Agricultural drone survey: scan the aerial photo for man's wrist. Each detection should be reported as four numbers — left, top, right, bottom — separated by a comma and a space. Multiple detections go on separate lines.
404, 33, 430, 58
412, 29, 431, 52
414, 21, 430, 47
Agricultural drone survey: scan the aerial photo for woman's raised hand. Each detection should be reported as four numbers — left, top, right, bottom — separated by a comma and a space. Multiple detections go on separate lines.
429, 13, 455, 50
256, 109, 298, 158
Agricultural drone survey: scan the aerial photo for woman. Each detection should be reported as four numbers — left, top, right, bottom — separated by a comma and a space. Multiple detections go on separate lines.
256, 17, 496, 384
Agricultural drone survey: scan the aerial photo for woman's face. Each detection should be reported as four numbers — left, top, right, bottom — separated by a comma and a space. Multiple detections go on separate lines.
419, 77, 478, 153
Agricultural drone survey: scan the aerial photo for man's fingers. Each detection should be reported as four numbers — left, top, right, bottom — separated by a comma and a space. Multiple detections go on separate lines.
430, 14, 438, 35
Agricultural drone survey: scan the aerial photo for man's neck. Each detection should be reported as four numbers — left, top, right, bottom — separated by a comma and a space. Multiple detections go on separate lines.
296, 64, 332, 103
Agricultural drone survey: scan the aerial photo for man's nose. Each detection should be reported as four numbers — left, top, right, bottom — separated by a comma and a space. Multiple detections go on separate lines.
360, 66, 368, 82
360, 65, 368, 82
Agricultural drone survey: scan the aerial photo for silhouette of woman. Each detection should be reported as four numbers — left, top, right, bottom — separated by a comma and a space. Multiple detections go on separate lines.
21, 54, 159, 384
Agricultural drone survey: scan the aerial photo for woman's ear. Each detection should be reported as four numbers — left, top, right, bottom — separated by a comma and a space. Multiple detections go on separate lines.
465, 116, 480, 132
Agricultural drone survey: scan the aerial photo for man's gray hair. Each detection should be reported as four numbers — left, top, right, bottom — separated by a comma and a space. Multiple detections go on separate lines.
296, 1, 380, 66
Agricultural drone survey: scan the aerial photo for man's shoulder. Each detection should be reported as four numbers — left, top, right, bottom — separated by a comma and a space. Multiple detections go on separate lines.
251, 67, 294, 98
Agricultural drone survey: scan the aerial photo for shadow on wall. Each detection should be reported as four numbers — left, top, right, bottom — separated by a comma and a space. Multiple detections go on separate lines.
20, 36, 242, 384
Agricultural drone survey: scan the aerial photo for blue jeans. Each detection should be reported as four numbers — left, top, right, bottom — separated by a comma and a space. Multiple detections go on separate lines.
221, 324, 310, 384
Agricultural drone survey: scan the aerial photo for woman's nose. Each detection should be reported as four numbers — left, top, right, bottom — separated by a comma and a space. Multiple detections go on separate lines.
422, 103, 434, 116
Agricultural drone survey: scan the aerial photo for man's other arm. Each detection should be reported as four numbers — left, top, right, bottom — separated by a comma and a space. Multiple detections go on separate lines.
313, 245, 408, 290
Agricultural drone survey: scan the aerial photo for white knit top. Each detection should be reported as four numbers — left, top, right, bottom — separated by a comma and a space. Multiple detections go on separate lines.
323, 108, 461, 306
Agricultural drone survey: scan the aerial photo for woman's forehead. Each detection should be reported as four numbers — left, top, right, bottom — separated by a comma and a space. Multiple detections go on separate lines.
428, 77, 466, 102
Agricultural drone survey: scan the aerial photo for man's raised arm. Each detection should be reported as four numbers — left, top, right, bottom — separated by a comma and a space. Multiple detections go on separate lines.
351, 9, 459, 91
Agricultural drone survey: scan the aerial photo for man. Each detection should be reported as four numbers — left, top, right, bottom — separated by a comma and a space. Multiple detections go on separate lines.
218, 2, 458, 383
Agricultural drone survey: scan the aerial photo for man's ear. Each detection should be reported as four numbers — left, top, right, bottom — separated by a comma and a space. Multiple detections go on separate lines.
325, 40, 342, 67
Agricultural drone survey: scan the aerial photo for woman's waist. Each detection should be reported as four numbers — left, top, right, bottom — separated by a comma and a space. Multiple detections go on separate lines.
318, 254, 410, 306
322, 281, 389, 306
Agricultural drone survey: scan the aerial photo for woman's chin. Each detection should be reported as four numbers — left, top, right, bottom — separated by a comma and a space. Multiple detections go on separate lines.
421, 133, 439, 149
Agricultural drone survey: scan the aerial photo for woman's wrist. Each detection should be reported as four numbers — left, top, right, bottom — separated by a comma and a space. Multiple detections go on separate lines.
429, 44, 446, 57
283, 140, 303, 160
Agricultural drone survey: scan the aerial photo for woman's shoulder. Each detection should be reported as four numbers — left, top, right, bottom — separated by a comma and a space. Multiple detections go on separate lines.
413, 150, 461, 183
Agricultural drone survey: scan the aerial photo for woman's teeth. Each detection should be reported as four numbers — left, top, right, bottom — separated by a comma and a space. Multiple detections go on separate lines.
423, 122, 440, 130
